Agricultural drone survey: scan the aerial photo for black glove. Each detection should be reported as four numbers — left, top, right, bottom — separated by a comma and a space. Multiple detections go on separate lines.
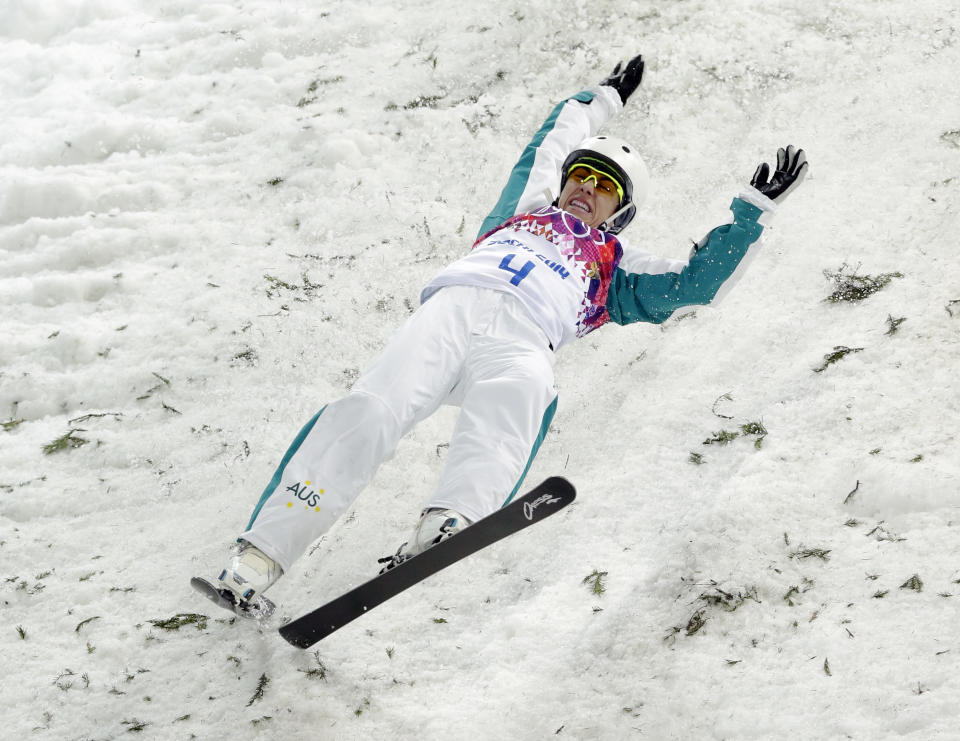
600, 54, 645, 104
750, 145, 809, 203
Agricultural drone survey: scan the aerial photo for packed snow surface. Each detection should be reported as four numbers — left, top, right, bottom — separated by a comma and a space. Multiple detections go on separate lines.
1, 1, 959, 739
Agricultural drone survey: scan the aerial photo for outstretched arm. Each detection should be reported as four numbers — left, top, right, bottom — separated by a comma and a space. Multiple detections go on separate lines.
476, 54, 646, 239
607, 146, 809, 325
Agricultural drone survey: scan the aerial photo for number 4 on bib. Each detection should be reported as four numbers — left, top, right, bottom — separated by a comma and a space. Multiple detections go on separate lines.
498, 253, 536, 285
278, 476, 576, 648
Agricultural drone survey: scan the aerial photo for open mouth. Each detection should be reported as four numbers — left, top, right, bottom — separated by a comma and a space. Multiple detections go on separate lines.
568, 198, 592, 215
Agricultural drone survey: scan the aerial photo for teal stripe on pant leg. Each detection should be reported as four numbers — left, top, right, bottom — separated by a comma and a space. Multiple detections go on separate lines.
244, 406, 326, 531
501, 395, 558, 507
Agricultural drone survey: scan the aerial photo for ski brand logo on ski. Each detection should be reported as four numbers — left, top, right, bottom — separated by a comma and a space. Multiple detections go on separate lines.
285, 480, 325, 510
523, 493, 563, 521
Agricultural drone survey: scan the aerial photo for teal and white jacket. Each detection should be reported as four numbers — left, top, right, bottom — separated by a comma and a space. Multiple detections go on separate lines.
421, 85, 776, 350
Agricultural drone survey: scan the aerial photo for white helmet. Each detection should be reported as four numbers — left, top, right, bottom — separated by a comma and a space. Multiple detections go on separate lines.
559, 135, 649, 234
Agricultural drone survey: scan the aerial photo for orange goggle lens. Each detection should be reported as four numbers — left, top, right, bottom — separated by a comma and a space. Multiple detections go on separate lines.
566, 164, 624, 202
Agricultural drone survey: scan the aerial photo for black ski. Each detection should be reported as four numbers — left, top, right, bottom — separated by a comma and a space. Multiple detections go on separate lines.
278, 476, 576, 648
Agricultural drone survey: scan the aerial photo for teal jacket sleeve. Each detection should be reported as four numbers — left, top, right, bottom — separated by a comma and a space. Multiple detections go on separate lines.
606, 197, 767, 325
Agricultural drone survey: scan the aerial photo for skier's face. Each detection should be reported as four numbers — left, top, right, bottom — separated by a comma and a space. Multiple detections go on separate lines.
558, 165, 621, 229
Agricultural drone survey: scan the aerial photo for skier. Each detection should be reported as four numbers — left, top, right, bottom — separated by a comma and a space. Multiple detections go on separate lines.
198, 54, 808, 616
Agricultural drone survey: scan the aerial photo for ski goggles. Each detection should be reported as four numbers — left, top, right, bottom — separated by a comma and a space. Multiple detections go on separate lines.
566, 163, 625, 203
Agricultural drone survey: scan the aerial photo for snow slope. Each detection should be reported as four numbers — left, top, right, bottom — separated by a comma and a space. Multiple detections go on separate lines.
1, 1, 959, 739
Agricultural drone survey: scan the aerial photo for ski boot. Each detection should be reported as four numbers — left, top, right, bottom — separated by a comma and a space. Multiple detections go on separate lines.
191, 540, 282, 620
378, 508, 472, 573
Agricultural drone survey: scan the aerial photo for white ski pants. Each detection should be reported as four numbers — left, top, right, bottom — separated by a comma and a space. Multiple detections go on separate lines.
241, 286, 558, 572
